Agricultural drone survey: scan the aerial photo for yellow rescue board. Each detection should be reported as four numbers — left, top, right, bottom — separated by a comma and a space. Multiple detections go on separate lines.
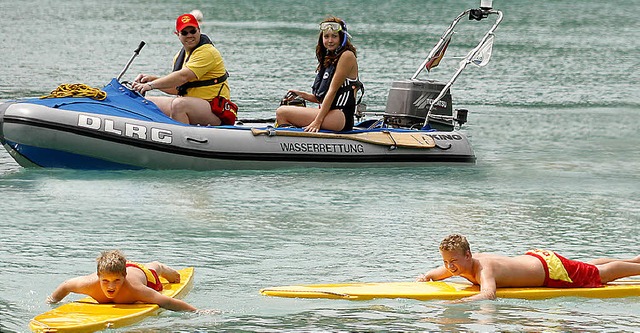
260, 279, 640, 300
30, 267, 194, 333
251, 128, 436, 148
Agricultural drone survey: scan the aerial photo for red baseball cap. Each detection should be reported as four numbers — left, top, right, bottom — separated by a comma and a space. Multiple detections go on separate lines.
176, 13, 199, 32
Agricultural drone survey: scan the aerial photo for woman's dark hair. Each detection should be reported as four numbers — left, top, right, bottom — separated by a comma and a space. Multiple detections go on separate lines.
316, 16, 357, 69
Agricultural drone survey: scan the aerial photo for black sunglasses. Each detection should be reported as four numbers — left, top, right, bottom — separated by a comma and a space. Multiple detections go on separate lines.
180, 28, 198, 36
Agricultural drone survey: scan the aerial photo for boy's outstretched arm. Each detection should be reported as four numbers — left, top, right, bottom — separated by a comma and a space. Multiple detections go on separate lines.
156, 294, 198, 312
47, 275, 91, 303
135, 286, 197, 312
416, 265, 452, 282
449, 268, 497, 303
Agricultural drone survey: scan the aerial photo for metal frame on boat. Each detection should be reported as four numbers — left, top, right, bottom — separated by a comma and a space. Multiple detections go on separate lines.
0, 3, 503, 171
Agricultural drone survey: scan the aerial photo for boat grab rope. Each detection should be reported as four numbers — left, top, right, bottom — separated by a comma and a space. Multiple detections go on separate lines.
40, 83, 107, 100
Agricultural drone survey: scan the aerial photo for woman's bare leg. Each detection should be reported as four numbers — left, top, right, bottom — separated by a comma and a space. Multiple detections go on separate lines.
275, 106, 345, 131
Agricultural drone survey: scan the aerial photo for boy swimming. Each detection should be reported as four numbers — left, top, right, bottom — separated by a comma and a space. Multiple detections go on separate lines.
417, 234, 640, 302
47, 250, 198, 311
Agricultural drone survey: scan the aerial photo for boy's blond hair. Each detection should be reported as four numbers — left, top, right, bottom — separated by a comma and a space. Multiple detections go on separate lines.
96, 250, 127, 275
439, 234, 471, 255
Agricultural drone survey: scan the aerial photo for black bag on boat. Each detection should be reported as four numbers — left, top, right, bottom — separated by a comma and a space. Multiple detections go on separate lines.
279, 91, 306, 107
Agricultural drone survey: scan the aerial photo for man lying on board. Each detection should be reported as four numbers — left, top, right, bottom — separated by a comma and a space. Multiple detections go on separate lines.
47, 250, 202, 312
417, 234, 640, 302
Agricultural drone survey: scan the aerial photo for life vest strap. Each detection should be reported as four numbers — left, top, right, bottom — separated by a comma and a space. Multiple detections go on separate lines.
177, 71, 229, 96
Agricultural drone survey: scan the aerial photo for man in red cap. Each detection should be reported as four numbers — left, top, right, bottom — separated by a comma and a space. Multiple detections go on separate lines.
132, 13, 236, 126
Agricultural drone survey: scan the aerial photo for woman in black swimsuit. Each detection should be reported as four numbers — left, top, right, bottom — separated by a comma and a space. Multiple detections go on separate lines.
275, 16, 361, 132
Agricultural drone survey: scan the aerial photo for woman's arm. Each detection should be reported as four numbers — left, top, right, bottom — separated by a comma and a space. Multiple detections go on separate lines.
305, 51, 357, 132
288, 90, 319, 104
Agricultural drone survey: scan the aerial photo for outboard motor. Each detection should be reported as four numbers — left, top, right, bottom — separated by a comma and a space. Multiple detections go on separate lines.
383, 79, 454, 131
382, 0, 503, 132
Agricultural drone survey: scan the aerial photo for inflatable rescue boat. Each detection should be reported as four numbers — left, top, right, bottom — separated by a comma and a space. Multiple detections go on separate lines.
0, 5, 502, 171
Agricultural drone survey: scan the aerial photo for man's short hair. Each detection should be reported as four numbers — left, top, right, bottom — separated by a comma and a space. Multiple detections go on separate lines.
96, 250, 127, 275
439, 234, 471, 254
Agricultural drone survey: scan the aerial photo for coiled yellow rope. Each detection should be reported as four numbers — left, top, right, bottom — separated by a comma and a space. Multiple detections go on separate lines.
40, 83, 107, 100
